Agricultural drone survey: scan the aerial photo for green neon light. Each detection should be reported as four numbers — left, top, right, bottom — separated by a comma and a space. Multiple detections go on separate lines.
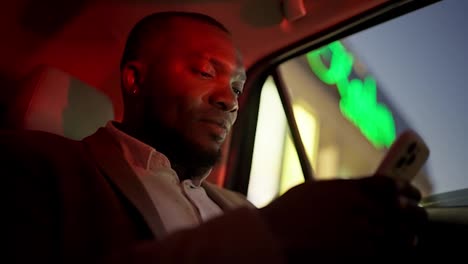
306, 41, 396, 148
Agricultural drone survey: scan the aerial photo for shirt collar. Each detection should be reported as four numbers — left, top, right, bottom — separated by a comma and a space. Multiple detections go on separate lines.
104, 121, 210, 186
105, 121, 170, 170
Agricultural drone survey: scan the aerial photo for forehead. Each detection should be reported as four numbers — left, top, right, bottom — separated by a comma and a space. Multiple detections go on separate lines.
163, 18, 243, 66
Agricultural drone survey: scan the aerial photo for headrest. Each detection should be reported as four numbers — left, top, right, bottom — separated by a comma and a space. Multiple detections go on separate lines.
10, 66, 114, 140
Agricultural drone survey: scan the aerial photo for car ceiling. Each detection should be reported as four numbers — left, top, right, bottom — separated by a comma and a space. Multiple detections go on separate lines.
4, 0, 428, 117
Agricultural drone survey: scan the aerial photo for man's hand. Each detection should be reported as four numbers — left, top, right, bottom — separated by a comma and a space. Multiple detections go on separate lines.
259, 176, 427, 261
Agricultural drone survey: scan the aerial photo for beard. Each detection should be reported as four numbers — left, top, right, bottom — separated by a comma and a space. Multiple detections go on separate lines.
143, 118, 222, 179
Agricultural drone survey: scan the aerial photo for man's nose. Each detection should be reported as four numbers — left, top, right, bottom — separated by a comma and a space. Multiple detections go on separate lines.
209, 86, 238, 112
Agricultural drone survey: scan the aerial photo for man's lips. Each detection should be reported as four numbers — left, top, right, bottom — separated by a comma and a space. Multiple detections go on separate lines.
199, 118, 229, 130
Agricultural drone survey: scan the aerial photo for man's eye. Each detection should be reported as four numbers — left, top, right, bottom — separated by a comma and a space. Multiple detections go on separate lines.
199, 71, 214, 78
233, 87, 243, 96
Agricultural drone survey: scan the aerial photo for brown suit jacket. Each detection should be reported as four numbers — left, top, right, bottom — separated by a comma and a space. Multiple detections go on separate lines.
2, 128, 285, 263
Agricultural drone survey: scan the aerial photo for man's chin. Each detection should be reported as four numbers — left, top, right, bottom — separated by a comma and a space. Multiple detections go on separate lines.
189, 140, 223, 168
166, 133, 222, 170
147, 125, 223, 170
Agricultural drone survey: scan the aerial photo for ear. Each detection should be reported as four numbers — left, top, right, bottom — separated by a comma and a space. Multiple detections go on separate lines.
121, 61, 147, 96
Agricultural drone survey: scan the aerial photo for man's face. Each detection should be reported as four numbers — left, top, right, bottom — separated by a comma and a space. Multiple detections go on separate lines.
141, 19, 246, 160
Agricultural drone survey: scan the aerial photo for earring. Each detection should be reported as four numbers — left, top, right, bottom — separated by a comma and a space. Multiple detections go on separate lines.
132, 87, 138, 95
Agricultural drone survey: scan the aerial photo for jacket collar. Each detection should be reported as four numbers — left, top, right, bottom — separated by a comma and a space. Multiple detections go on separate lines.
83, 128, 168, 239
83, 127, 254, 239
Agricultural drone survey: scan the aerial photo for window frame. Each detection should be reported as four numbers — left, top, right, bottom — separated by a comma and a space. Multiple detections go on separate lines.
223, 0, 441, 195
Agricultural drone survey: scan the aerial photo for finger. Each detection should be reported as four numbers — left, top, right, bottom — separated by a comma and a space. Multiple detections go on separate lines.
399, 198, 428, 228
358, 175, 399, 204
395, 180, 422, 202
398, 195, 418, 209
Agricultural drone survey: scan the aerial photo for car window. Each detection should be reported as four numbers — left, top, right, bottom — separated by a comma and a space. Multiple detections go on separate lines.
246, 0, 466, 204
343, 0, 467, 196
247, 77, 308, 207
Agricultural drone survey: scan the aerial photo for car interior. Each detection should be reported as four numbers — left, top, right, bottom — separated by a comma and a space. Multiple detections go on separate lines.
1, 0, 466, 258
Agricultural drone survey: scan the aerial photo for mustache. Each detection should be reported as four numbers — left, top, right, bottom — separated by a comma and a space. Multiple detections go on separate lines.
197, 111, 235, 129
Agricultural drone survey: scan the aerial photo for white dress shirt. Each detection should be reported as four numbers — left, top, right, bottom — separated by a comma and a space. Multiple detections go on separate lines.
105, 121, 223, 236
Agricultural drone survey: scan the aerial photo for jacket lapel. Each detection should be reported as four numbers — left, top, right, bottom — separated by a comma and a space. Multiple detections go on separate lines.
202, 181, 256, 211
83, 128, 167, 239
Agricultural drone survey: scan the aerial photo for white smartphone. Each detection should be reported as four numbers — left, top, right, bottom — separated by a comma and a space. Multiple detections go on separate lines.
375, 129, 430, 182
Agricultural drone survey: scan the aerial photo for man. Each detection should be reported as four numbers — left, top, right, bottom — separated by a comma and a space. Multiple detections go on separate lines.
3, 12, 426, 263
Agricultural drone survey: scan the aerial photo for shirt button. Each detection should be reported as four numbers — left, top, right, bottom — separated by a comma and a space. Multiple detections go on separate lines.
183, 181, 195, 189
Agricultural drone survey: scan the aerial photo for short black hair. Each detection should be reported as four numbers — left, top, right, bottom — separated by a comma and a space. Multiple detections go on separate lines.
120, 11, 230, 70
